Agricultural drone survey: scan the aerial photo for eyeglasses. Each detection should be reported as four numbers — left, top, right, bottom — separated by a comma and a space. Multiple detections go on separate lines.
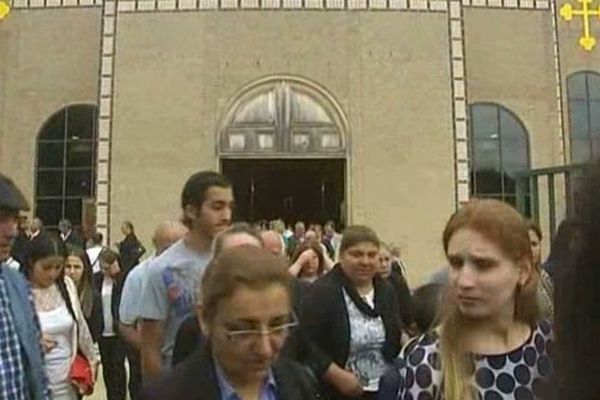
224, 314, 299, 344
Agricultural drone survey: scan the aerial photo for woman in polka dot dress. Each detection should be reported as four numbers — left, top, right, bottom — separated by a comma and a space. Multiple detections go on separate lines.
398, 199, 553, 400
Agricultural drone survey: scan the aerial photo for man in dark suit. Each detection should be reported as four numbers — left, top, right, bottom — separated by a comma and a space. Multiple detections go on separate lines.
58, 219, 84, 249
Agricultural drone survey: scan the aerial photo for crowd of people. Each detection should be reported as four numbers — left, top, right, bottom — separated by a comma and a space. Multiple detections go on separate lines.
0, 165, 598, 400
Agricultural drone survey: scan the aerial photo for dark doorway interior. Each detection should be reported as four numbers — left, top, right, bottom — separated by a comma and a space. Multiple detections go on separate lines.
221, 159, 345, 226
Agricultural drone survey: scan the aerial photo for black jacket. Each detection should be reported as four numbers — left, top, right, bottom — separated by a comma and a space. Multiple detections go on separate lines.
118, 234, 145, 274
140, 343, 320, 400
300, 265, 403, 399
92, 272, 124, 335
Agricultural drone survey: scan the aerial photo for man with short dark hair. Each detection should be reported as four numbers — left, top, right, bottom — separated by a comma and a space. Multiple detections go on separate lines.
140, 171, 234, 379
0, 174, 49, 400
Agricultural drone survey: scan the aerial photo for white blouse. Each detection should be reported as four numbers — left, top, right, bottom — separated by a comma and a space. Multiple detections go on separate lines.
38, 301, 74, 397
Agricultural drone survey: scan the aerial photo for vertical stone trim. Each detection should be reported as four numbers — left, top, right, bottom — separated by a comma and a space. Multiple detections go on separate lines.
550, 0, 566, 163
96, 0, 118, 244
448, 0, 470, 207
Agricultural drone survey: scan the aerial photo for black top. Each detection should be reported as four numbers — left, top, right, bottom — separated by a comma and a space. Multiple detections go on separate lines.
118, 233, 146, 274
387, 270, 414, 326
300, 265, 403, 399
140, 343, 320, 400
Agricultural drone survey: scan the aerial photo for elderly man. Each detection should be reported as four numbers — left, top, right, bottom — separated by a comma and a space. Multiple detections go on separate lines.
0, 174, 49, 400
260, 229, 285, 256
119, 220, 187, 399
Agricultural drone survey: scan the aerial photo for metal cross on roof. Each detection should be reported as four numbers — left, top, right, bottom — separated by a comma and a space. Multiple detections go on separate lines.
561, 0, 600, 51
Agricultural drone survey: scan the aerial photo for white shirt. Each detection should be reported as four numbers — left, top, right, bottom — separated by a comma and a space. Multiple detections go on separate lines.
101, 277, 115, 337
86, 246, 103, 274
38, 301, 75, 397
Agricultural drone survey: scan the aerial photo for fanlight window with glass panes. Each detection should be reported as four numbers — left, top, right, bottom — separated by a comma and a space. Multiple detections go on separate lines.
221, 81, 345, 156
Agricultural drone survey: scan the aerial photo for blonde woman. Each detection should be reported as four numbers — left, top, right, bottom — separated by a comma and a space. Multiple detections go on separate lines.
399, 200, 552, 400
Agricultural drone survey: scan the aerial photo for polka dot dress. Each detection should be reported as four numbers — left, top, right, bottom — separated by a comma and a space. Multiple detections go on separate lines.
398, 320, 553, 400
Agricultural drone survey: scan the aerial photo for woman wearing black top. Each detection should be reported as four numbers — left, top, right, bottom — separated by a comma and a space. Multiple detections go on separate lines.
116, 221, 145, 274
301, 225, 402, 400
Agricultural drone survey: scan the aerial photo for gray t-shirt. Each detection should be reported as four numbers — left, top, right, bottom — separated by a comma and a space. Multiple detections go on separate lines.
139, 239, 211, 369
119, 257, 152, 326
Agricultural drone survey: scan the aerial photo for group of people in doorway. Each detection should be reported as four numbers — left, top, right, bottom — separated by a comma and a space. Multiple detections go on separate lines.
0, 163, 598, 400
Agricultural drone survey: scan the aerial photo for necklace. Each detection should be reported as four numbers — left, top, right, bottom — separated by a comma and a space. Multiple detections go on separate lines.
33, 284, 63, 312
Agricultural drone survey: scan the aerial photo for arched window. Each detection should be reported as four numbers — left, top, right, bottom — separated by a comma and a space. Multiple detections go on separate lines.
469, 103, 530, 205
567, 71, 600, 163
35, 104, 98, 230
220, 78, 346, 156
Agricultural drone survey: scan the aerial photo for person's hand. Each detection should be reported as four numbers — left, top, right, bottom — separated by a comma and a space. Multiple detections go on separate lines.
334, 369, 364, 398
324, 363, 364, 398
41, 336, 56, 353
297, 249, 316, 266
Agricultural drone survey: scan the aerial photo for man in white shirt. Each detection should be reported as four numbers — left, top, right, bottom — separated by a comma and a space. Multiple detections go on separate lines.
86, 232, 104, 274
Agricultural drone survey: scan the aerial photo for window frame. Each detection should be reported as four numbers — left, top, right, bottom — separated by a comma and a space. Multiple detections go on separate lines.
567, 71, 600, 163
35, 104, 98, 230
469, 102, 531, 206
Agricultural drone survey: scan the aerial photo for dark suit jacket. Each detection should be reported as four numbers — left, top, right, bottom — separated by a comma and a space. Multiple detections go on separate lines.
92, 272, 124, 335
63, 230, 84, 249
118, 233, 145, 274
141, 343, 320, 400
300, 265, 403, 399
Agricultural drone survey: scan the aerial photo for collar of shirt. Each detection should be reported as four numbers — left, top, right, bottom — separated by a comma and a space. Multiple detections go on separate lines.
214, 359, 278, 400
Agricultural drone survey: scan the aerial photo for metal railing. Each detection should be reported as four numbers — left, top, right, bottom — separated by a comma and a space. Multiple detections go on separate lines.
515, 164, 585, 238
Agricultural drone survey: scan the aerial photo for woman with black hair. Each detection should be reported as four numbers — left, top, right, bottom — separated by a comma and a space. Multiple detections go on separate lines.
25, 235, 98, 399
64, 245, 102, 342
117, 221, 145, 274
552, 163, 600, 400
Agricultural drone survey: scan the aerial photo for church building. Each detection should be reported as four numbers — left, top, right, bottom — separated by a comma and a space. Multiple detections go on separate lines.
0, 0, 598, 282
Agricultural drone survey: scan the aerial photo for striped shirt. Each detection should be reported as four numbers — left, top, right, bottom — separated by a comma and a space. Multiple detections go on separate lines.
0, 267, 29, 400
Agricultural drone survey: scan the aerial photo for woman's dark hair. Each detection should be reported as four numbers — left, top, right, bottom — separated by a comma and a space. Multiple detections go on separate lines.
99, 248, 120, 266
291, 239, 325, 278
25, 235, 77, 323
339, 225, 380, 254
552, 162, 600, 400
181, 171, 231, 229
411, 284, 444, 333
66, 244, 95, 318
543, 219, 581, 279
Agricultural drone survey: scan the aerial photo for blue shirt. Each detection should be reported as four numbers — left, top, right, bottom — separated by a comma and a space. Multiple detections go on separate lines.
214, 361, 279, 400
0, 266, 30, 400
119, 257, 152, 325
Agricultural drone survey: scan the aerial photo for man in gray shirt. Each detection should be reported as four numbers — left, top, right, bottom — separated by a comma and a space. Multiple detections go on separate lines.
139, 171, 234, 380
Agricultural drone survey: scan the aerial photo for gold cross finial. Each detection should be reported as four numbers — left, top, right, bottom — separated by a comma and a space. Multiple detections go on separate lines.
561, 0, 600, 51
0, 1, 11, 20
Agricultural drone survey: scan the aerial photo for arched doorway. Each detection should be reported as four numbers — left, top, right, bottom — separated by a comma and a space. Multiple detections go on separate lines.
219, 76, 348, 226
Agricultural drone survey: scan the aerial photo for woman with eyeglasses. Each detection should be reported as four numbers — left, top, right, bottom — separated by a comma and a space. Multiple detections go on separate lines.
301, 226, 403, 400
141, 245, 319, 400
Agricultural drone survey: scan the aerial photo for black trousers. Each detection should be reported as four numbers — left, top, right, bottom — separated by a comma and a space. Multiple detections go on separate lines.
99, 336, 127, 400
125, 342, 142, 400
